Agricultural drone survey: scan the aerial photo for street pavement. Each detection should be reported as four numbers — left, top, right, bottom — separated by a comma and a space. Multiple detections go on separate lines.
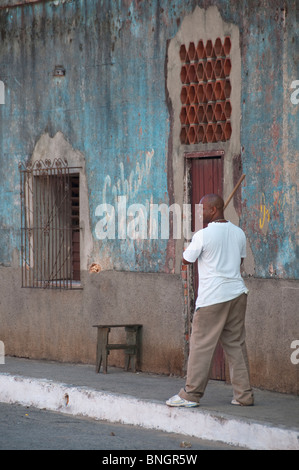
0, 357, 298, 450
0, 401, 242, 450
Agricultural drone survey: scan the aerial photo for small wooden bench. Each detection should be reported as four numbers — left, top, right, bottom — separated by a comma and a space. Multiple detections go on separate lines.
93, 324, 142, 374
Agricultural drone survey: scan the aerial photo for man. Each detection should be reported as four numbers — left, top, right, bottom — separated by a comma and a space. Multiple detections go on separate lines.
166, 194, 254, 407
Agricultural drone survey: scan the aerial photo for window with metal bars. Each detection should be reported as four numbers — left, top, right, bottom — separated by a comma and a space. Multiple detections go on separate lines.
19, 159, 81, 289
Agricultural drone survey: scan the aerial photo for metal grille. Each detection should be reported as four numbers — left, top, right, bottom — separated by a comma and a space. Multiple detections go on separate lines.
19, 158, 81, 289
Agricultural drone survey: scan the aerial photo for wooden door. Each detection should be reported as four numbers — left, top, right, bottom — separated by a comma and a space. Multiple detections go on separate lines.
188, 152, 226, 381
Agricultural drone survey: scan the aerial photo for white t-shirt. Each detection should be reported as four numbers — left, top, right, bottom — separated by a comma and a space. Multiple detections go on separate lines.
183, 221, 248, 308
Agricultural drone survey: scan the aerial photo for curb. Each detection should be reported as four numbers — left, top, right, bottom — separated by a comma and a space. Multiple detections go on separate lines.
0, 374, 298, 450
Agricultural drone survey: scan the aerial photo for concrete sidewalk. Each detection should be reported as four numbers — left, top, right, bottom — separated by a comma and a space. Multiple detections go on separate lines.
0, 357, 298, 450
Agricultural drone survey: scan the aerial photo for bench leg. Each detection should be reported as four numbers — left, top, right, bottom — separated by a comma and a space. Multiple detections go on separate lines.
125, 326, 141, 372
96, 327, 110, 374
124, 352, 131, 372
135, 326, 142, 370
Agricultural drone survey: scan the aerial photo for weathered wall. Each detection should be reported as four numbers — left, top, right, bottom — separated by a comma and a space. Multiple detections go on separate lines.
167, 5, 242, 270
241, 2, 298, 280
0, 0, 298, 393
245, 278, 299, 394
0, 1, 298, 275
165, 3, 298, 394
0, 267, 185, 374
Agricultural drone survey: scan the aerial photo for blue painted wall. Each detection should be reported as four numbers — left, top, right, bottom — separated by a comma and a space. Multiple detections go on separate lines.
0, 0, 298, 278
240, 3, 298, 279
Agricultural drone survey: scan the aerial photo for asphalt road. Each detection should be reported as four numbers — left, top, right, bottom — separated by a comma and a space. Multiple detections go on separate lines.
0, 402, 244, 452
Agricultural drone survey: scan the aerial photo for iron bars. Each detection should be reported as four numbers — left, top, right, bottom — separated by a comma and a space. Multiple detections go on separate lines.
19, 158, 81, 289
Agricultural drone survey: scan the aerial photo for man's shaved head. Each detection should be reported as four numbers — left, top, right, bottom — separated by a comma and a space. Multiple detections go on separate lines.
200, 194, 225, 226
200, 194, 224, 210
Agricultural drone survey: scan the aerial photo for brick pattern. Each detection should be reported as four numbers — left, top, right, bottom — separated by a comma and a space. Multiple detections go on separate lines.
179, 37, 232, 145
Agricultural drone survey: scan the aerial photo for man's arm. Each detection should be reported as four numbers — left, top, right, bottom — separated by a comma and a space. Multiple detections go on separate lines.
182, 232, 203, 265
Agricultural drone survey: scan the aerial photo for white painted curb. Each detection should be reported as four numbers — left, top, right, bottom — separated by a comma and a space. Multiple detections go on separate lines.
0, 374, 298, 450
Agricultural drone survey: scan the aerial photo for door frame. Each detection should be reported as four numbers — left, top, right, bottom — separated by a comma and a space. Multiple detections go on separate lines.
184, 149, 226, 380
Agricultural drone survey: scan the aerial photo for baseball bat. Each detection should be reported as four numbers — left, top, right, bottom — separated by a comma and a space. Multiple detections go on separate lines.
224, 174, 246, 210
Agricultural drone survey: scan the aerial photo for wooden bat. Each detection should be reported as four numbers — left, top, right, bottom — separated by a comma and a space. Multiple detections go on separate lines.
224, 174, 246, 210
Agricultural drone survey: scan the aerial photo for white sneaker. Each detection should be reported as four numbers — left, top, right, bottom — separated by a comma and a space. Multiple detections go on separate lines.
166, 394, 199, 408
231, 399, 242, 406
231, 398, 254, 406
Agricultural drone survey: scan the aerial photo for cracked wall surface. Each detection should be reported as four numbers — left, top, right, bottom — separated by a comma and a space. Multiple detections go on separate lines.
0, 0, 298, 392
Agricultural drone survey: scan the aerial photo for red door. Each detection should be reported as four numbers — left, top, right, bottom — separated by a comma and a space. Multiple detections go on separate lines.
188, 152, 225, 381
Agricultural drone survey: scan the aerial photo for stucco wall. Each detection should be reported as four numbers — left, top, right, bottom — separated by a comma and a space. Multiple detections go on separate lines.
0, 0, 298, 393
0, 1, 298, 275
0, 266, 185, 375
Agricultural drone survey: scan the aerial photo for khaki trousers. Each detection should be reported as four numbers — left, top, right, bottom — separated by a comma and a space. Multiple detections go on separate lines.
179, 293, 254, 405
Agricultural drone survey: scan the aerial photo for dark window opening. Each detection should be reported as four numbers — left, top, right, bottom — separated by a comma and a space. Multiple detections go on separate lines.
19, 159, 81, 289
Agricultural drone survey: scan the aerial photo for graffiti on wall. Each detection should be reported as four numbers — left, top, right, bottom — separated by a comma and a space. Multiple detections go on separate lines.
259, 185, 297, 235
102, 149, 154, 205
259, 193, 270, 234
93, 148, 170, 271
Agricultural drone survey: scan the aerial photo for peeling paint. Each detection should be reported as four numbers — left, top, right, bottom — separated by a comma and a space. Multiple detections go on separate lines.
0, 0, 298, 279
0, 0, 298, 392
